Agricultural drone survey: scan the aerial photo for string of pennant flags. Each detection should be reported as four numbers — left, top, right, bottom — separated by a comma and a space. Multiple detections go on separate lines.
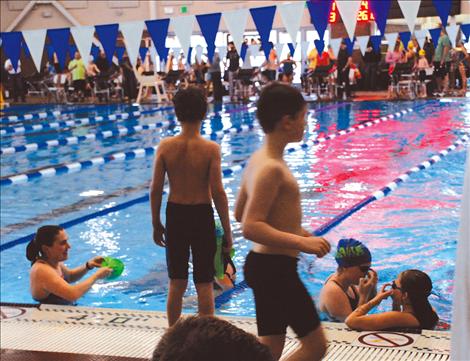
1, 0, 469, 74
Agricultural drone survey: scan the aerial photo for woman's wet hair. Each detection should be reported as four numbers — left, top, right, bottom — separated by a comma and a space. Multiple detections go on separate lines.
26, 225, 63, 265
256, 82, 306, 133
400, 269, 438, 329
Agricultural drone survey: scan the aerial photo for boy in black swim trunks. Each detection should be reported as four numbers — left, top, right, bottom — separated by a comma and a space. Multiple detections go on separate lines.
235, 82, 331, 360
150, 86, 232, 327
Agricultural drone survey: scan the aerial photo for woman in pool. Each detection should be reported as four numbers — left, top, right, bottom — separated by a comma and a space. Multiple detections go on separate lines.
345, 269, 438, 331
26, 225, 112, 305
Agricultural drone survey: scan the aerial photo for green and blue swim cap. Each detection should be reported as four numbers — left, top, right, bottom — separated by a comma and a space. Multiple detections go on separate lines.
335, 238, 371, 267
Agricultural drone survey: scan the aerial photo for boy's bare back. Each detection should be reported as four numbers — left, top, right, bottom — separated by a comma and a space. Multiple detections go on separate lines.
158, 135, 220, 205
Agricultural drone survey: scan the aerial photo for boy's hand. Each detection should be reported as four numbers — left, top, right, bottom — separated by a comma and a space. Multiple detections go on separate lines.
153, 224, 166, 247
300, 236, 331, 257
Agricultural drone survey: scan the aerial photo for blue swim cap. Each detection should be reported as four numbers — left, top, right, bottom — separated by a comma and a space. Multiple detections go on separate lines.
335, 238, 371, 267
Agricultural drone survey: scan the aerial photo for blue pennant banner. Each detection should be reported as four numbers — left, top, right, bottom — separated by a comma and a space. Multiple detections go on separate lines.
461, 24, 470, 41
314, 39, 325, 55
187, 46, 193, 64
0, 32, 23, 71
250, 5, 276, 59
46, 44, 55, 62
429, 28, 442, 48
22, 40, 30, 57
432, 0, 452, 28
95, 23, 119, 65
399, 31, 411, 48
369, 35, 382, 53
369, 0, 392, 35
240, 42, 248, 61
344, 37, 355, 56
69, 44, 77, 57
90, 44, 100, 60
287, 42, 296, 56
116, 46, 126, 62
307, 0, 333, 41
47, 28, 71, 70
139, 47, 148, 61
145, 18, 170, 61
196, 12, 221, 62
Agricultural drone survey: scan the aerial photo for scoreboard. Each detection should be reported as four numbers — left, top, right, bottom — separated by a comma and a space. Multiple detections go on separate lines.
328, 0, 375, 24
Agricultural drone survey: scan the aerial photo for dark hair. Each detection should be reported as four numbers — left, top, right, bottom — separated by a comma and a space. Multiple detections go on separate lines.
26, 225, 63, 265
152, 316, 274, 361
400, 270, 438, 330
172, 86, 207, 123
256, 82, 306, 133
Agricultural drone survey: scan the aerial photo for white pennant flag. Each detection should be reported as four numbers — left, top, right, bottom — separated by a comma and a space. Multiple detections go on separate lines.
414, 29, 428, 49
446, 24, 460, 47
336, 0, 362, 40
278, 2, 305, 44
385, 32, 399, 51
356, 35, 369, 56
242, 47, 252, 69
120, 21, 144, 67
70, 26, 96, 61
398, 0, 421, 33
195, 45, 204, 63
274, 43, 284, 58
217, 46, 227, 60
22, 29, 47, 72
171, 15, 195, 62
329, 38, 342, 57
223, 9, 249, 54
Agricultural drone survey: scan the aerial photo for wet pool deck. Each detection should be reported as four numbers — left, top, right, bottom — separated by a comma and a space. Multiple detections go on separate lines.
1, 303, 450, 360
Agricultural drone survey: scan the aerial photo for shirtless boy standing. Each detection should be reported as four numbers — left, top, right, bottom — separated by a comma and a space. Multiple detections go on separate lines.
235, 82, 331, 360
150, 86, 232, 327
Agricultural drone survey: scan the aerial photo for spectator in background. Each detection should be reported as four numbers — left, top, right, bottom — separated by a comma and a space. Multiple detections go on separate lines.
152, 316, 274, 361
415, 49, 431, 97
433, 27, 452, 94
95, 51, 110, 75
280, 52, 296, 83
4, 58, 25, 103
226, 42, 240, 101
119, 55, 138, 101
455, 39, 469, 96
68, 52, 87, 101
208, 52, 223, 102
337, 41, 353, 99
363, 39, 381, 91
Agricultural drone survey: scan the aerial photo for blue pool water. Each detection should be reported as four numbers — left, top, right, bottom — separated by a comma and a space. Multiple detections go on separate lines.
1, 99, 469, 326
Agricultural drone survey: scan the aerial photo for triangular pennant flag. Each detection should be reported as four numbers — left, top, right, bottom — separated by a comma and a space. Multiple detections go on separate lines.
399, 31, 411, 49
47, 28, 71, 70
385, 32, 399, 51
0, 32, 23, 71
461, 24, 470, 41
139, 47, 148, 61
274, 43, 284, 58
250, 5, 276, 59
414, 29, 428, 49
187, 46, 193, 64
223, 9, 249, 54
344, 37, 355, 56
171, 15, 195, 62
287, 43, 296, 57
217, 46, 227, 61
46, 44, 55, 62
429, 28, 442, 48
69, 44, 77, 58
336, 0, 362, 40
22, 29, 47, 73
278, 2, 305, 44
90, 44, 100, 61
70, 26, 95, 62
149, 45, 158, 65
369, 0, 392, 35
398, 0, 421, 33
446, 24, 459, 47
329, 38, 342, 57
146, 19, 170, 63
195, 45, 203, 63
432, 0, 452, 28
196, 12, 221, 62
22, 40, 31, 57
242, 46, 253, 69
314, 39, 325, 55
95, 23, 119, 65
356, 35, 369, 56
120, 21, 144, 67
115, 46, 125, 62
369, 35, 382, 53
307, 0, 333, 41
240, 42, 248, 61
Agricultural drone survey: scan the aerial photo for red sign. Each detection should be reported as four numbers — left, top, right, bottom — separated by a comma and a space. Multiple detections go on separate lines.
329, 0, 375, 24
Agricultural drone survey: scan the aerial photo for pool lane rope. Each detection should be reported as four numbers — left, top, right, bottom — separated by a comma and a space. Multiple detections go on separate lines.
0, 124, 256, 186
0, 161, 246, 252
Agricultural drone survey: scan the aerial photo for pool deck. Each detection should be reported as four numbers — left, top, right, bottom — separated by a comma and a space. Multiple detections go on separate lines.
1, 303, 451, 361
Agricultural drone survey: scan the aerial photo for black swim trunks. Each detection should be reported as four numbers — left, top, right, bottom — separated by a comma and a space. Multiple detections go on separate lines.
165, 202, 216, 284
244, 251, 321, 338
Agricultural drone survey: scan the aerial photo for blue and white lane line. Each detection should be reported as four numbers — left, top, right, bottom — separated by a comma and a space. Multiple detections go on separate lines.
0, 124, 255, 186
0, 106, 175, 136
0, 161, 246, 252
313, 132, 470, 236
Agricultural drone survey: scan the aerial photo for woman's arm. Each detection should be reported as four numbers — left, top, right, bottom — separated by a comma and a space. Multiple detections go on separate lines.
63, 256, 105, 283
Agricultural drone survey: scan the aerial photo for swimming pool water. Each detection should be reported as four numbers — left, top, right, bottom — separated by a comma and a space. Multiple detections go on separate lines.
1, 99, 468, 326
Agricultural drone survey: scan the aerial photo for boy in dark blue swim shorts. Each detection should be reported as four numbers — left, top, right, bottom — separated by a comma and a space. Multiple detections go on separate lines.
150, 86, 232, 326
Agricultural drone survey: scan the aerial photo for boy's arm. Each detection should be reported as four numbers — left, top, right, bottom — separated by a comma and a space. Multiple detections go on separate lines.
242, 163, 329, 256
209, 145, 232, 250
234, 179, 247, 223
150, 143, 167, 247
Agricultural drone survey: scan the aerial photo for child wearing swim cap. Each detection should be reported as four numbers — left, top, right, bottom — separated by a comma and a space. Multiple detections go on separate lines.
319, 238, 377, 322
415, 49, 431, 97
